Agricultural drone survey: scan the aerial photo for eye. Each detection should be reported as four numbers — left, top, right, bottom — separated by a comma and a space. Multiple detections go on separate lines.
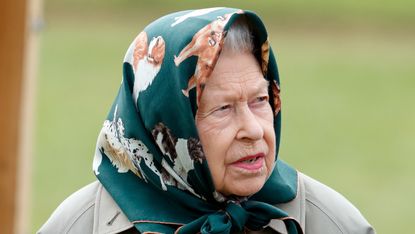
211, 104, 231, 114
210, 104, 232, 117
256, 96, 268, 102
249, 96, 269, 108
216, 104, 231, 112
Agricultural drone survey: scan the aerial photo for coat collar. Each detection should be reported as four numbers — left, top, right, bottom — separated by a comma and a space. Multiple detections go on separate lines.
93, 173, 305, 234
270, 171, 306, 233
93, 184, 133, 234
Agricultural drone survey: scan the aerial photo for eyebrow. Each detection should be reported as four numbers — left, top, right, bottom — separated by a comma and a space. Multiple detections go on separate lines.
256, 79, 270, 92
213, 78, 270, 100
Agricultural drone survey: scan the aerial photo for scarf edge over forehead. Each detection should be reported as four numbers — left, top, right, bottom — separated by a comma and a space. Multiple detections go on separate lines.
92, 7, 302, 234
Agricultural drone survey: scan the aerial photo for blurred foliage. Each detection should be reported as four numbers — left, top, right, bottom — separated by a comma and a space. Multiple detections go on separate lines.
33, 0, 414, 233
45, 0, 415, 27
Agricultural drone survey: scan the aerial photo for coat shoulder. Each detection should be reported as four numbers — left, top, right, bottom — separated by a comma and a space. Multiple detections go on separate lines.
37, 181, 99, 234
300, 172, 375, 234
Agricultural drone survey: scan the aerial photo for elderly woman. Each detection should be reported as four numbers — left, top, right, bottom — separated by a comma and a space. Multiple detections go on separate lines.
39, 8, 375, 234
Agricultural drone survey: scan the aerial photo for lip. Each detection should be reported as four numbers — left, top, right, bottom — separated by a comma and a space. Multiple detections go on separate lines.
230, 153, 265, 171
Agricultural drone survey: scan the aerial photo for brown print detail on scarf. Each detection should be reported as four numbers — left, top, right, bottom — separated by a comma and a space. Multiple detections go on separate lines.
132, 31, 166, 106
174, 10, 243, 105
152, 122, 205, 164
133, 31, 148, 70
152, 122, 178, 161
271, 80, 281, 116
133, 31, 165, 70
99, 107, 174, 191
100, 115, 143, 178
152, 123, 205, 191
261, 39, 270, 76
101, 134, 142, 177
187, 138, 205, 164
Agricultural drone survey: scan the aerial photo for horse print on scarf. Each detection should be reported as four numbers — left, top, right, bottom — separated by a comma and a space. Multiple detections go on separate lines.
131, 31, 166, 107
174, 10, 243, 104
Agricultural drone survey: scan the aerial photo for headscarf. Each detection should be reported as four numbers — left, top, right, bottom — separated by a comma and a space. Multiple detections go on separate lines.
93, 7, 302, 234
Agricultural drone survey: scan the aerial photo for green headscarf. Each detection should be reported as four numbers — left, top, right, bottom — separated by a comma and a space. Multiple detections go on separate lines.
93, 7, 302, 234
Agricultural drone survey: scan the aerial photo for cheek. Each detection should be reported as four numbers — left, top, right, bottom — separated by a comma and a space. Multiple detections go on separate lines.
263, 131, 276, 177
196, 114, 236, 145
198, 123, 236, 161
266, 141, 276, 165
253, 103, 274, 121
196, 117, 237, 177
261, 115, 276, 171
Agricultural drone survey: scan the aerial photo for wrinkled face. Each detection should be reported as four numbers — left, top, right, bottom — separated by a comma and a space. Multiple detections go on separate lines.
196, 51, 276, 197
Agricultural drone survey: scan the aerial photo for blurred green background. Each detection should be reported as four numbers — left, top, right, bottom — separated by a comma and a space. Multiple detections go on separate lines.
33, 0, 415, 233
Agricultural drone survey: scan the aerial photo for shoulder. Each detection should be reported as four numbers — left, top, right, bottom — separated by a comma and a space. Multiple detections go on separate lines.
300, 172, 376, 234
38, 181, 134, 234
37, 181, 99, 234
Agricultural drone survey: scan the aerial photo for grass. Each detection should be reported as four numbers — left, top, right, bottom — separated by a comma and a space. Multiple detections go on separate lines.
32, 1, 415, 233
278, 30, 415, 233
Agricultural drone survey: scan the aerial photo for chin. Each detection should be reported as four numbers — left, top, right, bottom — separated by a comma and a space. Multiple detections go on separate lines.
233, 184, 265, 197
224, 175, 267, 197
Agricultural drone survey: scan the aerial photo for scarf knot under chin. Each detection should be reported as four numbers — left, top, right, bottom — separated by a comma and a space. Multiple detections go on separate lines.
178, 201, 302, 234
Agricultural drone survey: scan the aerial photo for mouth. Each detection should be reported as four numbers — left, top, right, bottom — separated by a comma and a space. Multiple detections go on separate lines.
231, 153, 265, 171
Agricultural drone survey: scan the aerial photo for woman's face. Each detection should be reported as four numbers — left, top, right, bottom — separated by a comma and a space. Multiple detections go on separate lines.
196, 51, 276, 196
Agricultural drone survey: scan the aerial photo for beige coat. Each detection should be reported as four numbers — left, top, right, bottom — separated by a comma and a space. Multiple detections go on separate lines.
37, 172, 375, 234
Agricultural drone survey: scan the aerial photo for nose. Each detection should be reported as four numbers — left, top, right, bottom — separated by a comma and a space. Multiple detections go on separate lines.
236, 106, 264, 141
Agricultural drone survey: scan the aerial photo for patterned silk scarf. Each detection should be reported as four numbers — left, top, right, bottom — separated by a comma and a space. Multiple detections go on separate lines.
93, 7, 303, 234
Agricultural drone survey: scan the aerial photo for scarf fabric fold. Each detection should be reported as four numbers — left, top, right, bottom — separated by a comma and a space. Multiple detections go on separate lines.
93, 7, 303, 234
